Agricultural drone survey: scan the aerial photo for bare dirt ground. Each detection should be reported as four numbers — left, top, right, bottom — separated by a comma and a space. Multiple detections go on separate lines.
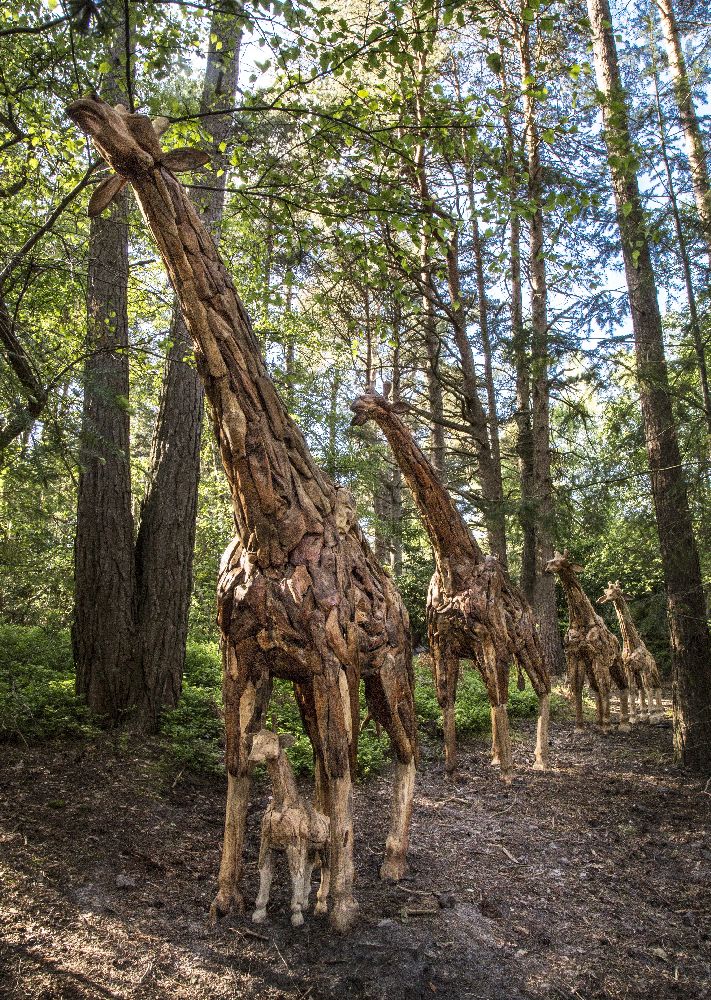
1, 699, 710, 1000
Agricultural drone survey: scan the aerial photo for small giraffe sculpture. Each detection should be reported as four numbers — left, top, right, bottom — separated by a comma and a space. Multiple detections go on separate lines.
67, 95, 418, 933
351, 390, 551, 778
597, 581, 664, 723
248, 730, 330, 927
545, 551, 632, 732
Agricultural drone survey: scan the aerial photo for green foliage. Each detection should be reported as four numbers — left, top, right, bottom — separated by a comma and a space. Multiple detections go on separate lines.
0, 625, 98, 740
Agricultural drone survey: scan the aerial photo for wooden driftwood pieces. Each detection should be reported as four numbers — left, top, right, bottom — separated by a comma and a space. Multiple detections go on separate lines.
351, 390, 551, 779
545, 551, 632, 732
248, 730, 330, 928
597, 582, 664, 722
67, 95, 418, 934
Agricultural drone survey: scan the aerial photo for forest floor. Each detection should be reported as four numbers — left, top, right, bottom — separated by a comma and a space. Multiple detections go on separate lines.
1, 696, 709, 1000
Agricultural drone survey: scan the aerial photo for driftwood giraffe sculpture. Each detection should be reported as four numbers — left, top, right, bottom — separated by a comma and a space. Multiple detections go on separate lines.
544, 551, 632, 732
67, 96, 418, 933
351, 390, 551, 778
248, 730, 330, 928
597, 582, 664, 723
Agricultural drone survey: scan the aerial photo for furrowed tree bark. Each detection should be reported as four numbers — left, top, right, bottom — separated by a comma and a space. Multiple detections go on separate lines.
518, 22, 565, 675
72, 10, 135, 721
132, 15, 242, 726
655, 0, 711, 261
588, 0, 711, 770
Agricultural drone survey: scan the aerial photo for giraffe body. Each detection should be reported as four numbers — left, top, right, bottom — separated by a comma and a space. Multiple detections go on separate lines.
351, 391, 551, 779
598, 582, 664, 722
545, 552, 632, 732
67, 97, 418, 933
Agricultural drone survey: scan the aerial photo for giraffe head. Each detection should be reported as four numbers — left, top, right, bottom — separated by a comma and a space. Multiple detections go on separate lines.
544, 549, 584, 578
66, 93, 209, 216
597, 580, 624, 605
247, 729, 295, 765
350, 384, 407, 427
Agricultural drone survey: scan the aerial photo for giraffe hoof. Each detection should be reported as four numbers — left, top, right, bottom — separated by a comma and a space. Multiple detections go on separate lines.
210, 888, 244, 923
314, 901, 328, 916
252, 909, 267, 925
573, 726, 585, 734
380, 854, 408, 881
618, 723, 631, 733
329, 897, 359, 933
291, 912, 304, 928
532, 760, 548, 771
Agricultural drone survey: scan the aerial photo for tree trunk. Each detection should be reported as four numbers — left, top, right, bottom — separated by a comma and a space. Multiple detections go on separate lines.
588, 0, 711, 770
655, 0, 711, 261
73, 11, 135, 721
421, 240, 447, 478
518, 23, 565, 675
501, 49, 536, 602
650, 39, 711, 447
445, 232, 507, 564
132, 15, 241, 726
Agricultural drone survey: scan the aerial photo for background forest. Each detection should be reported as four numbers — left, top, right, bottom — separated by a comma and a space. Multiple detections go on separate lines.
1, 0, 709, 758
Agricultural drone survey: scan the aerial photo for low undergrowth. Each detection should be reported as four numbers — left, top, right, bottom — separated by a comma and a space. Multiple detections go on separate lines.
0, 623, 566, 779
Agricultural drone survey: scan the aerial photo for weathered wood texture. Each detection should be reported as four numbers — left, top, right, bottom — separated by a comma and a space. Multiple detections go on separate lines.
351, 391, 551, 779
545, 551, 631, 733
67, 96, 417, 933
598, 582, 664, 722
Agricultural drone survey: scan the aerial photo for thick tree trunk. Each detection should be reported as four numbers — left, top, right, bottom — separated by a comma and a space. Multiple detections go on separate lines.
73, 13, 135, 721
589, 0, 711, 770
132, 16, 241, 726
518, 24, 565, 675
501, 51, 536, 602
655, 0, 711, 261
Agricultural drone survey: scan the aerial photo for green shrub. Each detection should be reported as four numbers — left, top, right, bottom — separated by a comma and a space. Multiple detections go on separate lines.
0, 624, 98, 740
159, 683, 224, 774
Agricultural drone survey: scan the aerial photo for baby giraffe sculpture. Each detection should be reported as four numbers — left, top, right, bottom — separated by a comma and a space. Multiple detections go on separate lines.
248, 730, 330, 927
66, 95, 418, 933
597, 582, 664, 723
545, 551, 632, 733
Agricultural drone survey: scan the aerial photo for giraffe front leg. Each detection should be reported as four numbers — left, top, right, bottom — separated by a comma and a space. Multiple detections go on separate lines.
327, 773, 358, 932
532, 693, 550, 770
210, 654, 271, 922
287, 845, 307, 927
569, 657, 585, 733
431, 637, 459, 775
618, 687, 631, 732
252, 841, 275, 924
315, 854, 330, 916
652, 688, 664, 722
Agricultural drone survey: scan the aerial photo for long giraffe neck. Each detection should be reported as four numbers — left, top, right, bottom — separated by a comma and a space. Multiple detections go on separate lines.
128, 164, 336, 567
267, 751, 301, 807
612, 598, 643, 653
559, 572, 598, 628
352, 395, 482, 582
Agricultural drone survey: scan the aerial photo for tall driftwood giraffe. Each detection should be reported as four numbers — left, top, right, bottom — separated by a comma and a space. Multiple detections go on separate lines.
544, 551, 632, 732
67, 96, 418, 933
597, 581, 664, 722
351, 390, 551, 778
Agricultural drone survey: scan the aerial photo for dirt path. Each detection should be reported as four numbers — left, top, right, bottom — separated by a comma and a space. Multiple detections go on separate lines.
1, 710, 709, 999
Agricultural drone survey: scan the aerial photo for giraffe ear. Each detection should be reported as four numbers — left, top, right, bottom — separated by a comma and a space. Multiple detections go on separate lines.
278, 733, 295, 750
160, 148, 210, 172
88, 173, 127, 217
571, 563, 584, 574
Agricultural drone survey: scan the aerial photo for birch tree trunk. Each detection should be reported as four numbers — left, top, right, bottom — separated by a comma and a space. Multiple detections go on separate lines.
588, 0, 711, 770
132, 15, 241, 726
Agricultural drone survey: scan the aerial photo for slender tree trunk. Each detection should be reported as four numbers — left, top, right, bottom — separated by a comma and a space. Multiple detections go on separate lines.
131, 16, 242, 727
650, 42, 711, 446
589, 0, 711, 770
501, 50, 536, 601
421, 235, 447, 478
390, 302, 404, 575
73, 9, 135, 721
655, 0, 711, 260
518, 23, 565, 675
445, 232, 507, 564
